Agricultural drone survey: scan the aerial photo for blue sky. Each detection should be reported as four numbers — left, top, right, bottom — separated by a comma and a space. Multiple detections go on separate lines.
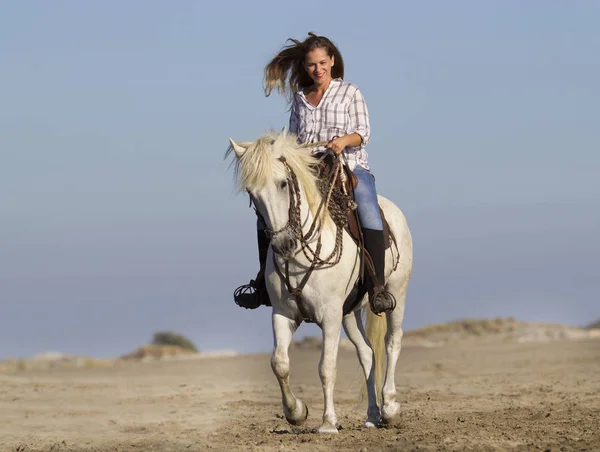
1, 1, 598, 358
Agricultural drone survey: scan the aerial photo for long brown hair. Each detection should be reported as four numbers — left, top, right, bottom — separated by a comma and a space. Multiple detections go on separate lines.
264, 32, 345, 102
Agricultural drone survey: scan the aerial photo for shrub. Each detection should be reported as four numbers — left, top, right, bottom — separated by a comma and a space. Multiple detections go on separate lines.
151, 331, 198, 352
585, 319, 600, 330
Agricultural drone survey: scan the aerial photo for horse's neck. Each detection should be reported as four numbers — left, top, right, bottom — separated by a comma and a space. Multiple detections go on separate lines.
298, 191, 338, 250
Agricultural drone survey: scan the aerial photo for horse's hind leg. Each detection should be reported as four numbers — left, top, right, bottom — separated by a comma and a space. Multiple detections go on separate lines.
342, 310, 380, 427
271, 312, 308, 426
381, 278, 408, 424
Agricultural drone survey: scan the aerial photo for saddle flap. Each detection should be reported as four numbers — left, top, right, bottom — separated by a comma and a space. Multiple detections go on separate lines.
346, 207, 392, 250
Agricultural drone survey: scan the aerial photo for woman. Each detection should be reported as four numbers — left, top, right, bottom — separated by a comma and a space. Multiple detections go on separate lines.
234, 32, 395, 315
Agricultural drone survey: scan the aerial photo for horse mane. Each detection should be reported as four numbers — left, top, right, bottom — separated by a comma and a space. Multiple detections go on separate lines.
226, 130, 331, 227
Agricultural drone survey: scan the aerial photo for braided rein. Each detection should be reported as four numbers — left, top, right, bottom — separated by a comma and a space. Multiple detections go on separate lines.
266, 151, 358, 311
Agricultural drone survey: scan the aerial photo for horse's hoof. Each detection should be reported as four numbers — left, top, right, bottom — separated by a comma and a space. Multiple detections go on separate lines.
285, 401, 308, 426
381, 401, 401, 424
364, 410, 381, 428
317, 421, 338, 434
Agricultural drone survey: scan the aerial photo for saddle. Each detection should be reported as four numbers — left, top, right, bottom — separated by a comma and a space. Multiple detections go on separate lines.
313, 153, 393, 250
314, 153, 396, 316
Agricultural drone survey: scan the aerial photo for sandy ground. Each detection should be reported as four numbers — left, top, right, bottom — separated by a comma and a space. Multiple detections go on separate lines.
1, 338, 599, 451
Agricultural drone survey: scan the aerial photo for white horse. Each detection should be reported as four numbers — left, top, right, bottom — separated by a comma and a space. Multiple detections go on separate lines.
227, 129, 413, 433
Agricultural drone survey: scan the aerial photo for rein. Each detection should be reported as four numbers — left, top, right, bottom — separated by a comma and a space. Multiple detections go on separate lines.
261, 146, 357, 320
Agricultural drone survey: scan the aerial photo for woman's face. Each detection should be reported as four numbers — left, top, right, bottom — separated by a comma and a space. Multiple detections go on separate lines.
304, 47, 334, 87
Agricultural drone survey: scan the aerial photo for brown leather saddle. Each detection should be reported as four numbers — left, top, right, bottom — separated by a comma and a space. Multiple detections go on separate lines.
313, 152, 393, 250
313, 153, 396, 315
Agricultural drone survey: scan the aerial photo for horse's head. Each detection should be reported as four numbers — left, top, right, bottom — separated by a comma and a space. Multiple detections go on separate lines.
227, 129, 324, 259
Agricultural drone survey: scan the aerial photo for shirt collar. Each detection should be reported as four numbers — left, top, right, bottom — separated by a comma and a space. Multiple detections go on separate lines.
297, 78, 342, 107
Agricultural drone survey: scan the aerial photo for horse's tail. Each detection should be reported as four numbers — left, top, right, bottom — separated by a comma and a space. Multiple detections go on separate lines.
359, 308, 387, 404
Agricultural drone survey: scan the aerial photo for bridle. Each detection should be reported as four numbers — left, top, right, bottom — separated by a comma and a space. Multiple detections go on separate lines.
259, 157, 304, 244
250, 151, 354, 315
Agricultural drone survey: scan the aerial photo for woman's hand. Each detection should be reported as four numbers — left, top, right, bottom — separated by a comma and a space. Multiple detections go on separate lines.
326, 133, 363, 155
326, 136, 348, 155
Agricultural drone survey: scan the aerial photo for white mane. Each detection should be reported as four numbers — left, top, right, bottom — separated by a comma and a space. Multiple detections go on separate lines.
226, 130, 329, 224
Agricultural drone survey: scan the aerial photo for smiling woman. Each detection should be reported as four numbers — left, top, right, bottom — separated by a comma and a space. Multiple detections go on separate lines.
234, 32, 395, 315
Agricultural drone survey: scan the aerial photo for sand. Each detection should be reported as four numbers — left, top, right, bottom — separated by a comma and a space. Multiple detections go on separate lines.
1, 337, 599, 451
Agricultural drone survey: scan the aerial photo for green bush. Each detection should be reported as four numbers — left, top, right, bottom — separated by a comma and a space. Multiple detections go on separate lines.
151, 331, 198, 352
585, 319, 600, 330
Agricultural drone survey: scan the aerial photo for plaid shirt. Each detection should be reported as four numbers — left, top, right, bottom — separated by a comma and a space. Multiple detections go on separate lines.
289, 78, 371, 171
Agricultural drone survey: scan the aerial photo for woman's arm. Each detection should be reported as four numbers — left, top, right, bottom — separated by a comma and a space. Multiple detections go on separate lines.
326, 133, 362, 155
327, 87, 370, 154
327, 88, 371, 154
288, 95, 300, 135
348, 87, 370, 146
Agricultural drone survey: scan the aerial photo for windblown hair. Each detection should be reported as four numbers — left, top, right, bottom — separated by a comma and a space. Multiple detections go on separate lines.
264, 32, 345, 102
226, 130, 331, 226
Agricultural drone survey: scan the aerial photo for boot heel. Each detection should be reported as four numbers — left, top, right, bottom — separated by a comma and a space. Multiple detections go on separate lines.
362, 228, 396, 314
370, 287, 396, 315
233, 228, 272, 309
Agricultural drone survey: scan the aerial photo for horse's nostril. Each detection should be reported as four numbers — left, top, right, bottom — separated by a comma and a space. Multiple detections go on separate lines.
287, 238, 296, 251
272, 236, 296, 257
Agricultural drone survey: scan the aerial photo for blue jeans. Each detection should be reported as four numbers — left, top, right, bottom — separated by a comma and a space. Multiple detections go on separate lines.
353, 165, 383, 231
256, 165, 382, 231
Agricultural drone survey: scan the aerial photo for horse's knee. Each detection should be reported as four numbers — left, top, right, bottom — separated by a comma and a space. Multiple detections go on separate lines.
271, 350, 290, 378
318, 360, 336, 385
386, 329, 403, 350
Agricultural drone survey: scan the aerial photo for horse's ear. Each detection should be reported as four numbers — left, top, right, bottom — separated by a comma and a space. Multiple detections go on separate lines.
228, 138, 247, 158
280, 126, 287, 138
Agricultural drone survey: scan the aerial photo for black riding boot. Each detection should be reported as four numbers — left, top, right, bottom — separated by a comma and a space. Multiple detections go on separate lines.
362, 228, 396, 314
233, 229, 272, 309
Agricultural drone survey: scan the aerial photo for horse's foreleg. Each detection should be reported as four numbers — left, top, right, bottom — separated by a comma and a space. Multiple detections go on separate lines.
342, 310, 380, 427
317, 314, 342, 434
381, 280, 408, 424
271, 312, 308, 426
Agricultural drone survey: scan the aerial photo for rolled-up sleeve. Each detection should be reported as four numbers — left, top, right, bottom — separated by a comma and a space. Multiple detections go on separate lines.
348, 88, 370, 146
288, 95, 300, 136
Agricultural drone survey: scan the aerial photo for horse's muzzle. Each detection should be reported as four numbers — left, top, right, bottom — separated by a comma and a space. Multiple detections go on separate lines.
271, 233, 298, 260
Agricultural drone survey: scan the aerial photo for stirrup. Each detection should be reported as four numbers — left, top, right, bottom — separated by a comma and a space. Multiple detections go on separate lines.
369, 286, 396, 315
233, 280, 262, 310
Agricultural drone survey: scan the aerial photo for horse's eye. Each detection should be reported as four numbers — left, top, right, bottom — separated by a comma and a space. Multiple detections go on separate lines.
280, 180, 288, 189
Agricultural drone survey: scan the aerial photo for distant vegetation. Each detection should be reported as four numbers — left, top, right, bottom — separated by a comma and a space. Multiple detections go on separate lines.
585, 319, 600, 330
151, 331, 198, 353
